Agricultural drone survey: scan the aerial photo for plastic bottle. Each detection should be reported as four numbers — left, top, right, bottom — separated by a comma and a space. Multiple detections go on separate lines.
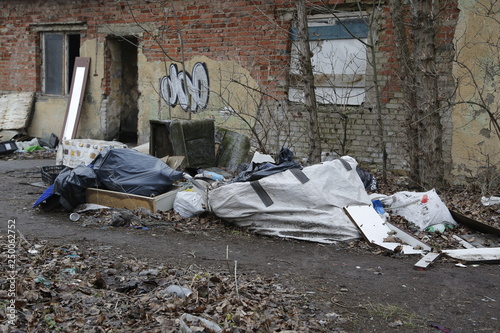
425, 223, 446, 233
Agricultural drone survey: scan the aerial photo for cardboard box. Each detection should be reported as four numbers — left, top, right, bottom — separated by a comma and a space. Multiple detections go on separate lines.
86, 187, 181, 212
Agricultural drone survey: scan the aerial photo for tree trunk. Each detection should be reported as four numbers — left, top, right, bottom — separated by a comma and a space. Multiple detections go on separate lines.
296, 0, 322, 164
389, 0, 420, 186
389, 0, 445, 190
411, 1, 444, 190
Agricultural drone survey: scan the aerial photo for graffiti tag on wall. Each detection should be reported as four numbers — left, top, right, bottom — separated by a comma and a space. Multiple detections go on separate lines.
160, 62, 210, 112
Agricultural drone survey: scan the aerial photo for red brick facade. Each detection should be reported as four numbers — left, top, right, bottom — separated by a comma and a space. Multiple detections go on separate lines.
0, 0, 460, 170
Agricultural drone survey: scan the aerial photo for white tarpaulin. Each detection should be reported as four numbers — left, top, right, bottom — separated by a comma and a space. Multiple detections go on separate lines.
209, 157, 371, 243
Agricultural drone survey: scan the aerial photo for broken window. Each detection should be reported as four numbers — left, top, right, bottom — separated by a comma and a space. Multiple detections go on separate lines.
289, 13, 368, 106
42, 32, 81, 95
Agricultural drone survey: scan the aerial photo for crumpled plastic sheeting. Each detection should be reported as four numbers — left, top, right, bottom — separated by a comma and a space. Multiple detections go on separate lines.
384, 189, 457, 231
209, 157, 371, 243
53, 165, 100, 211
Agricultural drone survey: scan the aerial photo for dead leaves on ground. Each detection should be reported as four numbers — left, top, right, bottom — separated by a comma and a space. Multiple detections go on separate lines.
0, 238, 340, 332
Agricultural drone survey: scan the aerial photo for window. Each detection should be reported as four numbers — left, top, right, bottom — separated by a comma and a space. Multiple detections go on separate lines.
289, 13, 368, 105
42, 32, 80, 95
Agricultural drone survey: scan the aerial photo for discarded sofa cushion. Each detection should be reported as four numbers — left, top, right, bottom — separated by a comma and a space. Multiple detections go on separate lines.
209, 157, 371, 243
92, 148, 183, 196
53, 165, 100, 211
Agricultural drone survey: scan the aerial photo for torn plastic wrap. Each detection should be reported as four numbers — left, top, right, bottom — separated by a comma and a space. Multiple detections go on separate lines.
277, 147, 294, 164
92, 149, 183, 196
231, 160, 302, 183
356, 166, 378, 192
209, 157, 371, 243
174, 191, 206, 217
53, 165, 100, 211
385, 189, 457, 231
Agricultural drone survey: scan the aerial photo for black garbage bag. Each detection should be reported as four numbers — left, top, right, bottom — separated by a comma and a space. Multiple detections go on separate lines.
92, 149, 183, 196
356, 166, 378, 192
53, 165, 100, 211
232, 160, 302, 183
278, 147, 294, 164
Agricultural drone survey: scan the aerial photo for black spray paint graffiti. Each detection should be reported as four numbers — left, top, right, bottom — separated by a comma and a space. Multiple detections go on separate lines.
160, 62, 210, 112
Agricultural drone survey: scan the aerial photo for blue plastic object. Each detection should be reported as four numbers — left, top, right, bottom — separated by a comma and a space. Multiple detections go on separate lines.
371, 199, 385, 215
33, 185, 55, 208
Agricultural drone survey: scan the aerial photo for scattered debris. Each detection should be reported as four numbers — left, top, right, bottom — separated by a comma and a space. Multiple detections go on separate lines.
179, 313, 222, 333
430, 322, 455, 333
481, 196, 500, 206
0, 237, 340, 332
450, 210, 500, 236
210, 157, 369, 243
414, 253, 441, 270
451, 235, 475, 249
86, 187, 180, 213
441, 248, 500, 263
384, 189, 457, 231
345, 205, 428, 255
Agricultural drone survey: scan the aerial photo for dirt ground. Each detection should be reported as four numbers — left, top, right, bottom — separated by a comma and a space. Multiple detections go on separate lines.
0, 156, 499, 332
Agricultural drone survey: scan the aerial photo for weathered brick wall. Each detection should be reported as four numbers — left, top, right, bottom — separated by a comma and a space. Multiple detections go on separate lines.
0, 0, 293, 96
281, 1, 459, 171
0, 0, 459, 173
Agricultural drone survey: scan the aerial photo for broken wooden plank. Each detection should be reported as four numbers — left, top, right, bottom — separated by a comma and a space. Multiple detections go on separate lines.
441, 247, 500, 263
344, 205, 424, 255
414, 252, 441, 270
450, 210, 500, 236
386, 221, 432, 252
452, 235, 476, 249
86, 187, 180, 212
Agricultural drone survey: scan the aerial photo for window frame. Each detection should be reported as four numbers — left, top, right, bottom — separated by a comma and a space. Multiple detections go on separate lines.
41, 32, 81, 96
289, 12, 369, 106
30, 22, 86, 96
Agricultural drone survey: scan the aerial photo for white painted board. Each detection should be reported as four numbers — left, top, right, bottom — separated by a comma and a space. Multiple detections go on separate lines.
344, 205, 425, 254
442, 248, 500, 263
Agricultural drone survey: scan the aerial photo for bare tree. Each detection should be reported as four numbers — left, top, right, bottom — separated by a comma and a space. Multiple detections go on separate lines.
389, 0, 447, 190
295, 0, 322, 164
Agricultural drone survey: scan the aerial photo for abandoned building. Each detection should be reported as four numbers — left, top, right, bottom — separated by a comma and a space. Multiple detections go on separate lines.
0, 0, 498, 185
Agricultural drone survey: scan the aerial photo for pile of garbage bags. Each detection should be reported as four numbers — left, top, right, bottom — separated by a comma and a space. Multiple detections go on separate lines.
35, 149, 183, 211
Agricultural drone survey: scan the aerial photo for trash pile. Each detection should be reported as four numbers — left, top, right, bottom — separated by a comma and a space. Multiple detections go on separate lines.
26, 120, 499, 270
0, 237, 338, 332
0, 133, 58, 160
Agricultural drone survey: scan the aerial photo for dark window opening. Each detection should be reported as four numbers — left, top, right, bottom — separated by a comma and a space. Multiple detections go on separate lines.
42, 32, 81, 95
67, 34, 81, 93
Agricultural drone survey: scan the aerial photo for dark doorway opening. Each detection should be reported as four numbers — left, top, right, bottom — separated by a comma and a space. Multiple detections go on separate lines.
106, 36, 139, 144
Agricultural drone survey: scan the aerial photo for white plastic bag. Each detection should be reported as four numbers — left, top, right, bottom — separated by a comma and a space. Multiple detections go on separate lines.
174, 191, 205, 217
386, 189, 457, 231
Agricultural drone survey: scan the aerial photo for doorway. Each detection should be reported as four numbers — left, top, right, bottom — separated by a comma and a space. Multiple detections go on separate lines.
105, 36, 139, 144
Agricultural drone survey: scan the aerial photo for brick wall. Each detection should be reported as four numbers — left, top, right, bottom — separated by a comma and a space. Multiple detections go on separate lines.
0, 0, 459, 172
281, 1, 459, 171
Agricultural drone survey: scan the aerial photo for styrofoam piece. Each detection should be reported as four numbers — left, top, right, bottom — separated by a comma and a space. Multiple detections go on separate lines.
251, 151, 275, 163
